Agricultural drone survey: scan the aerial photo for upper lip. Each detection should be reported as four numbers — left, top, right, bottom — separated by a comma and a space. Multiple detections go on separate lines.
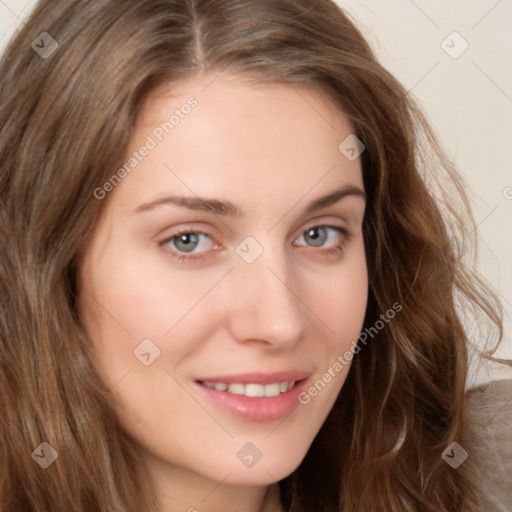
195, 370, 311, 385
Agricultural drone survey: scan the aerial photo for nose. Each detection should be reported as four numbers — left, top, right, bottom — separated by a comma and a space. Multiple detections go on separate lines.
225, 244, 310, 350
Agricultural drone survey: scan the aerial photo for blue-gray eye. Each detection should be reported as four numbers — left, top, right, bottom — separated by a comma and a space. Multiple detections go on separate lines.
298, 226, 342, 248
304, 227, 328, 247
166, 232, 214, 254
173, 233, 199, 252
160, 230, 217, 261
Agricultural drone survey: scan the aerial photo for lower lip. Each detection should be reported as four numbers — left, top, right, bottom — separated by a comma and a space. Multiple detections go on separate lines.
194, 380, 308, 422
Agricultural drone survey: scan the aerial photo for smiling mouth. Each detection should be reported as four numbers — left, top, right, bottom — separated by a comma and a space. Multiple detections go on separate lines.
198, 380, 297, 398
195, 374, 309, 421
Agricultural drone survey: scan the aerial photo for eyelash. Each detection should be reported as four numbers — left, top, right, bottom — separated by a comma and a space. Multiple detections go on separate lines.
159, 224, 354, 262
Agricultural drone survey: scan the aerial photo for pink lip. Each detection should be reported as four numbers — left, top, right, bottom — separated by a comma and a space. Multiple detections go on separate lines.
194, 371, 311, 422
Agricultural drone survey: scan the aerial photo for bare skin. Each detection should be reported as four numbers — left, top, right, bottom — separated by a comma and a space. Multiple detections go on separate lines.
77, 73, 368, 511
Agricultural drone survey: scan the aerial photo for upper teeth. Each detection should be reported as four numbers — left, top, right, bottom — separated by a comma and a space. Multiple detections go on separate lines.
202, 381, 295, 397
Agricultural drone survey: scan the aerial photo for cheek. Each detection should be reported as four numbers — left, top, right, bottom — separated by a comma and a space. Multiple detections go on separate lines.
309, 248, 368, 348
84, 245, 220, 338
78, 245, 231, 389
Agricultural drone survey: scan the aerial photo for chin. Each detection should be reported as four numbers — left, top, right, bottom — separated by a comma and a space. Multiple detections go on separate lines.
215, 442, 309, 487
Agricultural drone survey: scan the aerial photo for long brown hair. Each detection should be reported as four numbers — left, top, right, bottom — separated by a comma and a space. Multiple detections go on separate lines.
0, 0, 506, 510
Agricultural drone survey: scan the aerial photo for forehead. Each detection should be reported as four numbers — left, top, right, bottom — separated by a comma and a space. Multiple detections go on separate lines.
138, 74, 354, 148
109, 74, 363, 214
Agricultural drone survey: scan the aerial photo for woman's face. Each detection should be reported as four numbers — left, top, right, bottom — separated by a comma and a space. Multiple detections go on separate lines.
78, 74, 368, 500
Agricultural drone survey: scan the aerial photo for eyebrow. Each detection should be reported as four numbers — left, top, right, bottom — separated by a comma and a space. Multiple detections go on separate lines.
132, 185, 366, 217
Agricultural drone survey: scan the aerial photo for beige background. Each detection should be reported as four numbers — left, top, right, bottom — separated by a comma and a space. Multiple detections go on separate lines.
1, 0, 511, 385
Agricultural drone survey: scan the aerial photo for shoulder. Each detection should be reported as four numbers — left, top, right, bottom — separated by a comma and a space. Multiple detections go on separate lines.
464, 378, 512, 511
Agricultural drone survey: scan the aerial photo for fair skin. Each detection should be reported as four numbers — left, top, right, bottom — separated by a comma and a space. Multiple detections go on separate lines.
77, 74, 368, 512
